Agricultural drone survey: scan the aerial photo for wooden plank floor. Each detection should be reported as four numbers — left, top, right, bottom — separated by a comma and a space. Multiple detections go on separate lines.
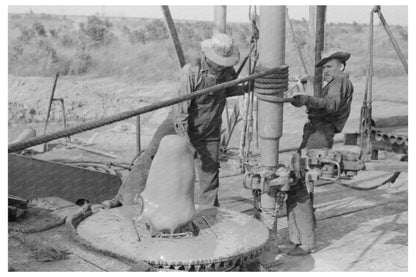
8, 148, 408, 272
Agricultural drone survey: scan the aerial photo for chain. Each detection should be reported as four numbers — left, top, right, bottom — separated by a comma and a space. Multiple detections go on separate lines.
258, 191, 287, 218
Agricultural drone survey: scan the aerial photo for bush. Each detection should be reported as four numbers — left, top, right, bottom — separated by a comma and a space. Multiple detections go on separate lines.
33, 22, 46, 36
129, 29, 146, 44
70, 50, 93, 75
352, 21, 363, 33
83, 15, 115, 47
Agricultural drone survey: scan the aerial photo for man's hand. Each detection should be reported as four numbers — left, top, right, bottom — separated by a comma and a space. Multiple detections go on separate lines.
291, 95, 310, 107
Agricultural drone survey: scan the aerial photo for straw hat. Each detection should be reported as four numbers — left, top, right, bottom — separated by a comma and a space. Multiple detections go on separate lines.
316, 51, 351, 67
201, 33, 240, 67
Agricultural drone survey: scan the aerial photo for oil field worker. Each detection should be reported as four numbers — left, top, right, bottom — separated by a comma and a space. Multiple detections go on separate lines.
172, 33, 243, 207
287, 51, 354, 256
104, 33, 245, 208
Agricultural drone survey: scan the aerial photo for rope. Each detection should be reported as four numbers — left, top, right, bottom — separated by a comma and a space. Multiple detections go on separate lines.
8, 66, 285, 153
254, 65, 290, 104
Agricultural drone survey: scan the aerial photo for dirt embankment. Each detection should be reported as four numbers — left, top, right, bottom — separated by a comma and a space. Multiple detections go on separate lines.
8, 74, 176, 125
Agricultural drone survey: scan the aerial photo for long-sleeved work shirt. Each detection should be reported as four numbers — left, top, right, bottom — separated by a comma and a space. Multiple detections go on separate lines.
306, 73, 354, 133
172, 58, 242, 141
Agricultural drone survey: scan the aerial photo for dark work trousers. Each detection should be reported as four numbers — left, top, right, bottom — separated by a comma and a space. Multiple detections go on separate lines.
191, 138, 220, 207
286, 122, 335, 248
116, 113, 221, 207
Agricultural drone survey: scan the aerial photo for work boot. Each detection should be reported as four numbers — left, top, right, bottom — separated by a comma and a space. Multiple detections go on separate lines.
287, 245, 313, 256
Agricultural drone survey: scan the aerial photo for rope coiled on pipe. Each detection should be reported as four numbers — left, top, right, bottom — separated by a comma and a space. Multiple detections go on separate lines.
254, 65, 289, 103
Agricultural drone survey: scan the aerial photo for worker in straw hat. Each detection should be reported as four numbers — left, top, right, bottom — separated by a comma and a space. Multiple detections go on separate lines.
286, 51, 354, 256
107, 33, 246, 209
171, 33, 245, 207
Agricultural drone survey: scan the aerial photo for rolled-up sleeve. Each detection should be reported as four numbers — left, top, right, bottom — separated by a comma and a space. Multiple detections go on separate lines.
172, 65, 193, 137
305, 78, 343, 112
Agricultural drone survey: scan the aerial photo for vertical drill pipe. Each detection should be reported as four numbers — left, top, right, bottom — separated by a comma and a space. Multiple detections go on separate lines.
313, 6, 326, 97
287, 8, 309, 75
257, 6, 287, 232
375, 7, 408, 74
213, 6, 227, 34
258, 6, 286, 168
161, 6, 186, 68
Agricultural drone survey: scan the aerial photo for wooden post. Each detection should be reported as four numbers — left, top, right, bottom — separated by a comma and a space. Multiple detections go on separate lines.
161, 5, 186, 68
313, 6, 326, 97
213, 6, 227, 34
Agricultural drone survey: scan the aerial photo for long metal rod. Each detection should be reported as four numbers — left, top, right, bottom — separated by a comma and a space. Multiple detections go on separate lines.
136, 115, 141, 153
313, 6, 326, 97
43, 72, 59, 151
375, 6, 408, 74
9, 66, 286, 153
161, 5, 186, 68
287, 8, 308, 75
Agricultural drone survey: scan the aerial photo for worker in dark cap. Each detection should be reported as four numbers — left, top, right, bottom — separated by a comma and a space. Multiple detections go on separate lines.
286, 51, 354, 256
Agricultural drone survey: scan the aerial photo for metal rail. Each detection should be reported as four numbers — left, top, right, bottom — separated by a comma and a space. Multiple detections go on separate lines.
8, 66, 288, 153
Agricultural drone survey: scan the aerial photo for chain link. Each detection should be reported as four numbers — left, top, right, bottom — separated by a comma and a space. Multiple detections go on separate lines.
257, 191, 287, 218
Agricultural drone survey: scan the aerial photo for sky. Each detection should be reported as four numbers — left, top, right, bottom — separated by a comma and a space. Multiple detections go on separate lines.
8, 4, 409, 26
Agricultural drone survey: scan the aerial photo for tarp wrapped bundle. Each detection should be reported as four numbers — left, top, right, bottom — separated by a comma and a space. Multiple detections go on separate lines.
136, 135, 196, 234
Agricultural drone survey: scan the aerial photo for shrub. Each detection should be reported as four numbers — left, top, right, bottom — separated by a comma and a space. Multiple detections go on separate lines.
33, 22, 46, 36
129, 29, 146, 44
17, 26, 35, 42
83, 15, 114, 47
352, 21, 363, 32
70, 50, 93, 75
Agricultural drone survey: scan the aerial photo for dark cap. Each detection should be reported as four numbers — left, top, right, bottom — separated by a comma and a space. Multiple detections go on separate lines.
315, 52, 351, 67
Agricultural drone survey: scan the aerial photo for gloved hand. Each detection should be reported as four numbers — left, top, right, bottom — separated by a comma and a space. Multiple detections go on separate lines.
291, 95, 310, 107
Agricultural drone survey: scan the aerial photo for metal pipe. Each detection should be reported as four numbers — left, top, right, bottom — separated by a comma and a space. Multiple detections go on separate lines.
213, 6, 227, 34
9, 66, 284, 153
382, 134, 389, 142
389, 135, 397, 144
257, 6, 287, 232
396, 136, 404, 145
161, 6, 186, 68
43, 72, 59, 151
136, 115, 141, 153
375, 132, 383, 142
313, 6, 326, 97
374, 6, 408, 74
258, 6, 286, 169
